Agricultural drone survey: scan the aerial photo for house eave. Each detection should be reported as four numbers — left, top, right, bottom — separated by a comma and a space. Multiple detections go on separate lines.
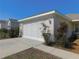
18, 10, 56, 22
18, 10, 72, 23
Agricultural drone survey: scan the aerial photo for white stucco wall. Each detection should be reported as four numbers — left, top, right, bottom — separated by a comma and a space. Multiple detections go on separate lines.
22, 18, 54, 42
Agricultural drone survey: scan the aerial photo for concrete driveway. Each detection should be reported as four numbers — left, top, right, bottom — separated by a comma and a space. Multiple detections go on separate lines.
0, 38, 43, 59
0, 38, 79, 59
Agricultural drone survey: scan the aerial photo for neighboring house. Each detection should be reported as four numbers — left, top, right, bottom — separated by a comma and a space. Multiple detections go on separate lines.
0, 18, 19, 30
19, 10, 74, 42
0, 20, 8, 29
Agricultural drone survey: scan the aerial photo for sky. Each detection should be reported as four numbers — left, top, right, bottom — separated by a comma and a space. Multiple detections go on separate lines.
0, 0, 79, 20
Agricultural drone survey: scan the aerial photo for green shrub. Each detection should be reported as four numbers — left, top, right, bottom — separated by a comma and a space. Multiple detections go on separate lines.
0, 27, 19, 39
0, 29, 9, 39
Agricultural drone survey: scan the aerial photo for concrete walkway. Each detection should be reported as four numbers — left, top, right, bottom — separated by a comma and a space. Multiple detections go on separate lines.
34, 44, 79, 59
0, 38, 79, 59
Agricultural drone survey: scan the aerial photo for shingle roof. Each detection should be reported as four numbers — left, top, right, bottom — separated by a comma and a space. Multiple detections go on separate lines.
66, 14, 79, 21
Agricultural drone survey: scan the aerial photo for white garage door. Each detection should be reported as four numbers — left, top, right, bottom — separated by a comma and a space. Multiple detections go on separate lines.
22, 21, 44, 41
22, 19, 54, 42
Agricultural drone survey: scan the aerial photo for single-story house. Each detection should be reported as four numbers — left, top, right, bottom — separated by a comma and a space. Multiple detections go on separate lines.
19, 10, 78, 42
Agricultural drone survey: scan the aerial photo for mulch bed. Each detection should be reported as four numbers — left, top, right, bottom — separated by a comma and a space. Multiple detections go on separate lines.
4, 48, 61, 59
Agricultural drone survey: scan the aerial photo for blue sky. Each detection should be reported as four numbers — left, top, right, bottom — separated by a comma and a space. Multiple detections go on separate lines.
0, 0, 79, 20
